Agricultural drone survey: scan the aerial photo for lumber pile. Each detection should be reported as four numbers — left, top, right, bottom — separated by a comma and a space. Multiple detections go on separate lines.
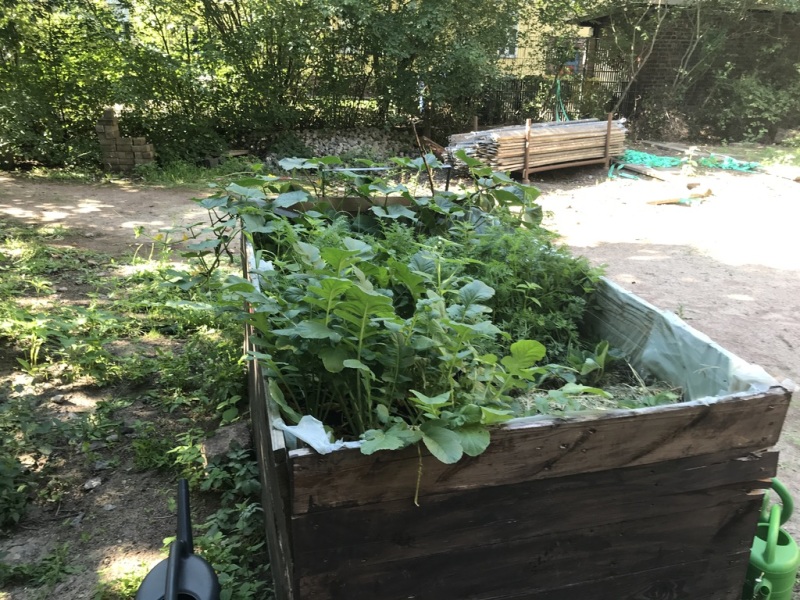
447, 118, 627, 173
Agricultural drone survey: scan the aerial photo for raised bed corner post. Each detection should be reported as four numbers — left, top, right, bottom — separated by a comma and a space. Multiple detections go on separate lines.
522, 118, 531, 184
603, 112, 613, 170
242, 246, 295, 600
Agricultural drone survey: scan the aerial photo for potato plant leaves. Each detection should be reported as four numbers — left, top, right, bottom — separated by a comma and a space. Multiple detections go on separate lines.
220, 155, 611, 466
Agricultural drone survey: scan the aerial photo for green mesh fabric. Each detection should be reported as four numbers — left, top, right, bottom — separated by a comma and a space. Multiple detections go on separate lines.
697, 154, 760, 172
618, 149, 760, 172
619, 150, 684, 168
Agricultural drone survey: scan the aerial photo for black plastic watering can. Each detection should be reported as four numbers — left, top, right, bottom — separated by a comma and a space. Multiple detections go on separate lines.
135, 479, 221, 600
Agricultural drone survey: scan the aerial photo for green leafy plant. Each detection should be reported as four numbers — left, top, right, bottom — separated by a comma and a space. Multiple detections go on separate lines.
92, 565, 150, 600
0, 543, 80, 589
565, 340, 620, 387
0, 220, 266, 598
177, 155, 609, 466
0, 455, 28, 527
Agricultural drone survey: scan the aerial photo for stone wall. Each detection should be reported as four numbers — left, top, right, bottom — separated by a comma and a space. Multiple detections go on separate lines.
96, 108, 155, 172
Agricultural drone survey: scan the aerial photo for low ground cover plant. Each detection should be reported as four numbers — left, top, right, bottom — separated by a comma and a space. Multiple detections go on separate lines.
0, 223, 269, 599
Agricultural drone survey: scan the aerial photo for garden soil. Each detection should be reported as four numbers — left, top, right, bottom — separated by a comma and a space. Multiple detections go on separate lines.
1, 166, 799, 597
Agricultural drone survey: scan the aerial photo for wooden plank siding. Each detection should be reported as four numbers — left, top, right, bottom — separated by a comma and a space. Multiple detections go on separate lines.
292, 453, 775, 599
289, 388, 790, 513
291, 450, 777, 568
252, 388, 788, 599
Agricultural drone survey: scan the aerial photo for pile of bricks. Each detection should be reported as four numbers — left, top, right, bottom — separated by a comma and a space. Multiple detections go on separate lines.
95, 108, 155, 172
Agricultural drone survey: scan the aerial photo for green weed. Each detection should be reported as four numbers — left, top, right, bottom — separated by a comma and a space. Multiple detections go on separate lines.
0, 543, 81, 589
92, 565, 150, 600
0, 216, 269, 597
131, 157, 259, 187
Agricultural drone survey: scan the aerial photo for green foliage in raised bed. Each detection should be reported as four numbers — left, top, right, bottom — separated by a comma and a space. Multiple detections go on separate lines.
179, 156, 616, 464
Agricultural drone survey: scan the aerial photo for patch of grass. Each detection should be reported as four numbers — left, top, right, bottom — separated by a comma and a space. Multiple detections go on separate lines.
13, 166, 109, 183
0, 216, 269, 597
92, 565, 150, 600
131, 157, 261, 187
705, 142, 800, 167
0, 543, 81, 590
5, 156, 263, 188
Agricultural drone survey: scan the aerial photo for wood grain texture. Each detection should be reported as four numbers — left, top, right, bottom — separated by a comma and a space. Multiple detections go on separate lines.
296, 498, 761, 600
248, 326, 295, 600
491, 552, 753, 600
291, 450, 776, 575
446, 118, 626, 174
289, 388, 790, 513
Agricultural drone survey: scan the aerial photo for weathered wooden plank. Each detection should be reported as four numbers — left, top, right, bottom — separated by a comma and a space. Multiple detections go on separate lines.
491, 552, 752, 600
244, 251, 295, 600
296, 498, 761, 600
448, 118, 627, 175
291, 450, 776, 574
640, 139, 695, 154
248, 331, 295, 600
448, 118, 610, 143
289, 388, 790, 513
613, 161, 675, 181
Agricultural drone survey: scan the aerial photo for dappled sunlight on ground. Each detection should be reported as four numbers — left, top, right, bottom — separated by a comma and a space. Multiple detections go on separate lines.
96, 548, 163, 582
0, 176, 207, 249
540, 170, 800, 271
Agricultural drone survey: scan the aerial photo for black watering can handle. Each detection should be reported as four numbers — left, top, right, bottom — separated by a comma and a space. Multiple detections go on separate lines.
135, 479, 221, 600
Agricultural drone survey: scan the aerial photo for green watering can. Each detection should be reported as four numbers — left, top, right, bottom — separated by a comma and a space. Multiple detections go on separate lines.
742, 478, 800, 600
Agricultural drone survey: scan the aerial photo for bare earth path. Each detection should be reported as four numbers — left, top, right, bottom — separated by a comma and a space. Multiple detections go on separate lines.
1, 168, 799, 594
0, 175, 207, 255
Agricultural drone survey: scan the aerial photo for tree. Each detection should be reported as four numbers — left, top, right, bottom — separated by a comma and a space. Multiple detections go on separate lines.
0, 0, 122, 165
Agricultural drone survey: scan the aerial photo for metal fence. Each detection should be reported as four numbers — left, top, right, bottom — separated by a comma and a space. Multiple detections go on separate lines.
473, 38, 636, 129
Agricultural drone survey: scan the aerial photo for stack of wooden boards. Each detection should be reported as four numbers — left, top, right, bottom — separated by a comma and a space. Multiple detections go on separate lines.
447, 117, 627, 174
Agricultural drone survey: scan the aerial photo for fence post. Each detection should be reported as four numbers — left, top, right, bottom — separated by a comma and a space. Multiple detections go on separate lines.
522, 118, 531, 184
603, 112, 613, 169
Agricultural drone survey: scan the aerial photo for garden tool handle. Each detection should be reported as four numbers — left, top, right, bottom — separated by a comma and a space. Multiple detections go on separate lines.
764, 504, 782, 565
164, 538, 183, 600
761, 478, 794, 526
177, 479, 193, 552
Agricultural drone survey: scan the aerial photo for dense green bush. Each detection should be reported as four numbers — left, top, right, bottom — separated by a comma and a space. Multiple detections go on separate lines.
696, 70, 798, 142
0, 0, 529, 168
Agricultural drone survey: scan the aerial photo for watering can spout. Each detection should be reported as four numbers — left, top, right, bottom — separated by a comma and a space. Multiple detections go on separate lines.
135, 479, 221, 600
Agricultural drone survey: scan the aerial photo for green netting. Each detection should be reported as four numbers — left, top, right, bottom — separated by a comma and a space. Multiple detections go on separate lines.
619, 150, 684, 168
617, 149, 761, 173
697, 154, 761, 172
554, 79, 570, 122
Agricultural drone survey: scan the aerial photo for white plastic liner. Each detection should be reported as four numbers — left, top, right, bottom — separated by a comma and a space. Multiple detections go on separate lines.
585, 277, 778, 402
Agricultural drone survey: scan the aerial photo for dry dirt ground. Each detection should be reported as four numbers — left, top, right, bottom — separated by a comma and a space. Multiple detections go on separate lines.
0, 165, 799, 596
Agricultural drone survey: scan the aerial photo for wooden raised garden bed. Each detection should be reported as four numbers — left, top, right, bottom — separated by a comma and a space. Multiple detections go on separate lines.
245, 244, 791, 600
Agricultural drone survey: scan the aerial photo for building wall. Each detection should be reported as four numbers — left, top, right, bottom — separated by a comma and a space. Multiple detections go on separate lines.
593, 8, 800, 110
